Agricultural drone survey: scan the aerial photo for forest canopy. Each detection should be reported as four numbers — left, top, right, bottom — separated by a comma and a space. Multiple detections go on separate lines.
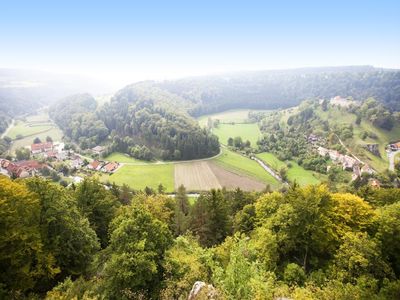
1, 176, 400, 299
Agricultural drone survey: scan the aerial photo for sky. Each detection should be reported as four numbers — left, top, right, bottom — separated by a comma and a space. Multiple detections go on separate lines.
1, 0, 399, 86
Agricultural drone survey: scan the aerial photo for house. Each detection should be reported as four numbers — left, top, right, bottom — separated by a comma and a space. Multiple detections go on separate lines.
92, 146, 105, 155
317, 146, 329, 157
389, 142, 400, 151
1, 159, 46, 178
102, 162, 119, 173
361, 164, 375, 175
71, 156, 84, 169
308, 134, 320, 144
369, 178, 381, 189
56, 151, 68, 161
88, 160, 103, 171
352, 165, 361, 181
342, 155, 357, 171
44, 150, 58, 159
31, 142, 53, 154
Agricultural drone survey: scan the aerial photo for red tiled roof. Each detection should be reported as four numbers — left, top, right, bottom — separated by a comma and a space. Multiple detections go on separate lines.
31, 142, 53, 152
90, 160, 101, 169
104, 162, 118, 172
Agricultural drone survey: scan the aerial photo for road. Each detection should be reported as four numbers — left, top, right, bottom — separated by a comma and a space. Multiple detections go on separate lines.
1, 119, 14, 139
251, 156, 284, 182
387, 150, 400, 171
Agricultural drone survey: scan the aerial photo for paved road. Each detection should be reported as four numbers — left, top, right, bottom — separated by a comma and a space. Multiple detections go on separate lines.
387, 150, 400, 171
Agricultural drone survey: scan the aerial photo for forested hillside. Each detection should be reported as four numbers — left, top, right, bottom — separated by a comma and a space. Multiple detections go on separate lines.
50, 90, 220, 160
1, 176, 400, 299
153, 66, 400, 115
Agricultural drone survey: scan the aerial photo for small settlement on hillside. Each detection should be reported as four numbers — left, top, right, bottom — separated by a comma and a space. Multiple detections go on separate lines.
0, 142, 119, 179
307, 134, 375, 182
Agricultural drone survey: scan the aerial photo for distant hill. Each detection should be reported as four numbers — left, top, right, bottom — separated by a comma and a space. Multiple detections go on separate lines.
0, 69, 115, 133
135, 66, 400, 115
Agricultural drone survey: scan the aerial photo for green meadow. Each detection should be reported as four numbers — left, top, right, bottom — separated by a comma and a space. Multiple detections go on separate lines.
102, 164, 175, 192
214, 149, 280, 189
256, 152, 322, 186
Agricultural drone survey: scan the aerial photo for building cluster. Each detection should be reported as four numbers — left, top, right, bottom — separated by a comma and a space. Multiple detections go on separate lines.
87, 160, 119, 173
317, 146, 375, 180
30, 142, 68, 160
0, 159, 47, 178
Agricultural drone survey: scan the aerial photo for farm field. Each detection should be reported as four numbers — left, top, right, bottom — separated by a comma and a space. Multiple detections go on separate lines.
256, 152, 321, 186
175, 161, 221, 191
207, 162, 266, 191
102, 164, 175, 192
105, 152, 149, 164
213, 123, 261, 147
101, 150, 274, 192
214, 149, 280, 189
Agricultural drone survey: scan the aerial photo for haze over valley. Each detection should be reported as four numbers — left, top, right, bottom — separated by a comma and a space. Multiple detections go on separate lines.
1, 1, 400, 299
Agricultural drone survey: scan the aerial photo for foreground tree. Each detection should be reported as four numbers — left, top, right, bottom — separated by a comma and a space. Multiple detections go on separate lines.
75, 178, 120, 247
98, 204, 172, 299
0, 177, 58, 295
24, 178, 99, 286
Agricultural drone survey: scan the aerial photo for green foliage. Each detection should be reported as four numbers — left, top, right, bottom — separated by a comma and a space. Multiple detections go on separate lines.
284, 263, 306, 286
190, 190, 230, 247
15, 147, 30, 160
24, 178, 100, 281
49, 93, 109, 149
161, 234, 209, 299
98, 204, 172, 299
75, 178, 120, 248
0, 177, 59, 294
100, 97, 219, 160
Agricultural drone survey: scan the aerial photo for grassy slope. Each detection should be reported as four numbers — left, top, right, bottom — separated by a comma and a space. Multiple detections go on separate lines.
256, 152, 322, 186
315, 106, 400, 172
7, 122, 53, 139
105, 152, 149, 164
198, 109, 254, 127
102, 164, 175, 192
213, 123, 261, 147
213, 149, 280, 189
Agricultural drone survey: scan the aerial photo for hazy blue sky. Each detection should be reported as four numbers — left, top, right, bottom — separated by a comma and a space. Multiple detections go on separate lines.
1, 0, 399, 85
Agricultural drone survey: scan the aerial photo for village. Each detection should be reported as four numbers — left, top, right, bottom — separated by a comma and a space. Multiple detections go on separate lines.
0, 141, 120, 184
307, 133, 382, 187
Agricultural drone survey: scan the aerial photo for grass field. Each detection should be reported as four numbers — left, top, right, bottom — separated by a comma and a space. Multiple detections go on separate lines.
7, 122, 53, 139
256, 152, 321, 186
198, 109, 272, 127
213, 123, 262, 147
105, 152, 149, 164
102, 164, 175, 192
10, 127, 63, 153
214, 149, 280, 189
198, 109, 253, 127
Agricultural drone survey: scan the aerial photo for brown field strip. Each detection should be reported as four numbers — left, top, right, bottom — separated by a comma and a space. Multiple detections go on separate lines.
174, 161, 266, 192
208, 162, 266, 191
175, 161, 222, 191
